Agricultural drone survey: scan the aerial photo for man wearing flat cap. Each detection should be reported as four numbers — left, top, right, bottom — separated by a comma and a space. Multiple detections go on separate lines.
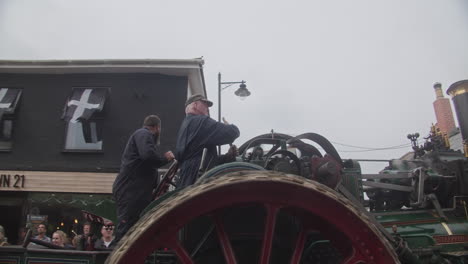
175, 94, 240, 188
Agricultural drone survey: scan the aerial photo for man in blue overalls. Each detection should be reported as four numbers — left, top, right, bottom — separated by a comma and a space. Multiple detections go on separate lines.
175, 95, 240, 189
112, 115, 175, 244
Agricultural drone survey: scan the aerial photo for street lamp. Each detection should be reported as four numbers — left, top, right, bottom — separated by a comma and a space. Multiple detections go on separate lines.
217, 72, 251, 154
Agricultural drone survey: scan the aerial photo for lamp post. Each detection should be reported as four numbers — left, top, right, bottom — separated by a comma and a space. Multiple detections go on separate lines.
217, 72, 251, 154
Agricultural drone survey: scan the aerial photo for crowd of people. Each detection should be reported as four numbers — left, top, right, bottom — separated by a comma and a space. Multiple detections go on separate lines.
0, 222, 115, 250
0, 94, 239, 250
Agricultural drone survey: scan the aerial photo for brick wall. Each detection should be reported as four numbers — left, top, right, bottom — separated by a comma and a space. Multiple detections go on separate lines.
433, 98, 456, 135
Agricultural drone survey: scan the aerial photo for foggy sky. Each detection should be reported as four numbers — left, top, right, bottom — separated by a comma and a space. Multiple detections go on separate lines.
1, 0, 468, 172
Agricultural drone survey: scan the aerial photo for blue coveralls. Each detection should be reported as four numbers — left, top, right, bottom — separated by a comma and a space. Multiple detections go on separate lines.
112, 127, 168, 243
175, 114, 240, 189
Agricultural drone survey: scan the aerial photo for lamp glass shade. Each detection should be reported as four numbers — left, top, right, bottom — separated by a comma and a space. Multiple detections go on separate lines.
234, 83, 251, 98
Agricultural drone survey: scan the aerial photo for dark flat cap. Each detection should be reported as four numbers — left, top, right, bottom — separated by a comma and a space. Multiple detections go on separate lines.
185, 94, 213, 107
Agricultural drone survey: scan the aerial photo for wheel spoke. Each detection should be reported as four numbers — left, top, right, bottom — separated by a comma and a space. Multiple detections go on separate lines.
289, 230, 306, 264
343, 250, 367, 264
167, 238, 195, 264
260, 204, 280, 264
213, 214, 238, 264
190, 225, 215, 258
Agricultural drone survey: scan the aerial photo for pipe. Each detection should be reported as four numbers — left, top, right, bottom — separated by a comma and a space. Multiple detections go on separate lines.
447, 80, 468, 157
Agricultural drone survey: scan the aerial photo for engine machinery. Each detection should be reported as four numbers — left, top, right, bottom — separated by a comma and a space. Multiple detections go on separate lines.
104, 125, 468, 263
105, 80, 468, 264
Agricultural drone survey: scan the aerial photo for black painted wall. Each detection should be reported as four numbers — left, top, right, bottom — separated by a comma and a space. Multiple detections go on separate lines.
0, 73, 187, 172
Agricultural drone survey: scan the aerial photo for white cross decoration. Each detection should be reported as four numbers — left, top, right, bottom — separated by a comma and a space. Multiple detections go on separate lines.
0, 88, 11, 108
68, 89, 100, 123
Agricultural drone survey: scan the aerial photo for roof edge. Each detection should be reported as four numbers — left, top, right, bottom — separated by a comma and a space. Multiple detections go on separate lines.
0, 58, 205, 68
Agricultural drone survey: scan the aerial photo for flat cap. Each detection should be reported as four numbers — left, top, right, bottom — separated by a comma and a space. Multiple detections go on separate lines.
185, 94, 213, 107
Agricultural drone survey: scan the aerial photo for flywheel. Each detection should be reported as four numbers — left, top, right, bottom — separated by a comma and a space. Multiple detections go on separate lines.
106, 171, 399, 264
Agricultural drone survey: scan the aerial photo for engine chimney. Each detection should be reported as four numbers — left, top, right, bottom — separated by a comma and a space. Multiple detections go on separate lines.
433, 82, 456, 135
447, 80, 468, 157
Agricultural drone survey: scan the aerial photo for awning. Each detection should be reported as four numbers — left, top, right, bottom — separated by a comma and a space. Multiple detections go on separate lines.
62, 88, 108, 123
28, 192, 116, 224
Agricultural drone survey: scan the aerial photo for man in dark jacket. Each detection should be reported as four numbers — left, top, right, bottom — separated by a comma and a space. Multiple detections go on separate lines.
112, 115, 174, 243
175, 94, 240, 189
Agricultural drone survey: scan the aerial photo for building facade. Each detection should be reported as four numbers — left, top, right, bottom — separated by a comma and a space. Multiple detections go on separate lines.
0, 59, 206, 244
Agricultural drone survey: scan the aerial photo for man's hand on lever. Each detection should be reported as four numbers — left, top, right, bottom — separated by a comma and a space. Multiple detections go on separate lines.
222, 117, 237, 159
226, 145, 238, 160
164, 151, 175, 161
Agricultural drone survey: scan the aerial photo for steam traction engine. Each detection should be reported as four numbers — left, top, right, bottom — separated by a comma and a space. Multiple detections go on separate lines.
104, 126, 468, 263
105, 80, 468, 264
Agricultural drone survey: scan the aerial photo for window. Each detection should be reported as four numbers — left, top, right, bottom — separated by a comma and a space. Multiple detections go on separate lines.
62, 88, 109, 151
0, 88, 22, 151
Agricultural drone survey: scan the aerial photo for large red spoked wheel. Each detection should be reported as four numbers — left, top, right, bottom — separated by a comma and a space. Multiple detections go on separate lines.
106, 171, 399, 264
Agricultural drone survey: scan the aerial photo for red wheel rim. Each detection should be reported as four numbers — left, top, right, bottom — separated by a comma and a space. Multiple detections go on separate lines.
107, 172, 399, 264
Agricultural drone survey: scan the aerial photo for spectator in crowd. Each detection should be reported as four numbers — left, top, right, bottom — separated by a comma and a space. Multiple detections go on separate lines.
76, 222, 96, 250
83, 223, 91, 237
0, 225, 10, 246
52, 230, 74, 249
94, 224, 114, 249
72, 235, 80, 248
16, 227, 27, 245
34, 223, 51, 243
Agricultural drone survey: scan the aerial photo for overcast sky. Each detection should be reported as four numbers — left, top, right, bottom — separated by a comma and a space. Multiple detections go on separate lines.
1, 0, 468, 171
